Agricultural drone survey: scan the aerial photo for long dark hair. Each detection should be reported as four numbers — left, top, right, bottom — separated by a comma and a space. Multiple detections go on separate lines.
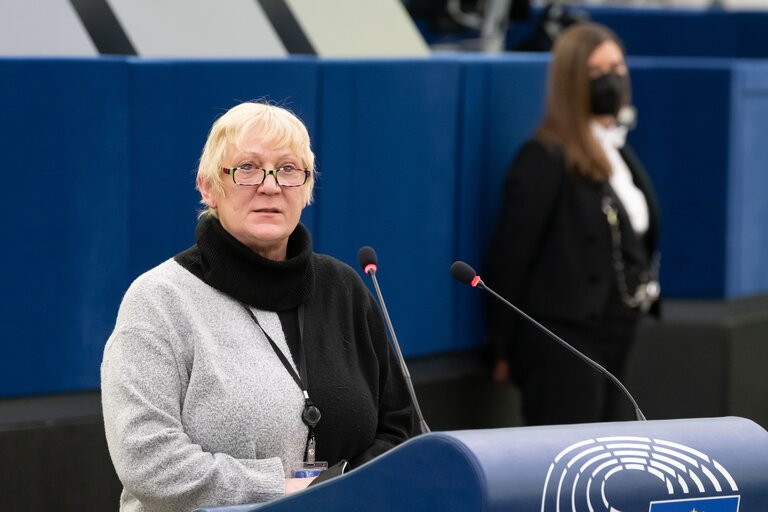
535, 22, 625, 182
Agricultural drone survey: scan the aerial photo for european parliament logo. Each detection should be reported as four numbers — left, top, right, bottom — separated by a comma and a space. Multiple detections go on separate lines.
540, 435, 740, 511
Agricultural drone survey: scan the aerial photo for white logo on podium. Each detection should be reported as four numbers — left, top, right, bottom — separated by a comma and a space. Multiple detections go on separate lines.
540, 436, 739, 512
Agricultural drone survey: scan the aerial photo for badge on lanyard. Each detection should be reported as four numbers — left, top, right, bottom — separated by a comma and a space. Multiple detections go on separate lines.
243, 305, 329, 479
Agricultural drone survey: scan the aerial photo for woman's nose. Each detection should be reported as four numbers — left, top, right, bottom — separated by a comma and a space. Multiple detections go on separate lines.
257, 172, 281, 193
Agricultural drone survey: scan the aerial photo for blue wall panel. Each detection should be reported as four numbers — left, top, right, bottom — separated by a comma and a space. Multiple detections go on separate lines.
315, 60, 464, 356
452, 58, 493, 350
627, 60, 732, 298
453, 55, 549, 348
588, 8, 768, 59
482, 56, 549, 254
0, 59, 130, 395
499, 8, 768, 59
1, 55, 766, 397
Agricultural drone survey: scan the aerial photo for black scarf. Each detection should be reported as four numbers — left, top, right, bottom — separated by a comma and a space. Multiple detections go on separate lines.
174, 216, 315, 311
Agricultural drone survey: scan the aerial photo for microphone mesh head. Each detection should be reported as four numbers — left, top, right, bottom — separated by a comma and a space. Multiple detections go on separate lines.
357, 246, 378, 270
450, 261, 476, 285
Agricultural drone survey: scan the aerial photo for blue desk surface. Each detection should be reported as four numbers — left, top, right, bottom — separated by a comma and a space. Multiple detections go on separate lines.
195, 417, 768, 512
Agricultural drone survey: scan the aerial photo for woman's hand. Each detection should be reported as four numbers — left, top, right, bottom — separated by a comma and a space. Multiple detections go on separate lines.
492, 360, 511, 383
285, 476, 316, 495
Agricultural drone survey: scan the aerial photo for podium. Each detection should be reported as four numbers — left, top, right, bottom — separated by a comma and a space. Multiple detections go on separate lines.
195, 416, 768, 511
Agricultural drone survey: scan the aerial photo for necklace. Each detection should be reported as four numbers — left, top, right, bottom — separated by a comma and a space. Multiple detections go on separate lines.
602, 196, 660, 313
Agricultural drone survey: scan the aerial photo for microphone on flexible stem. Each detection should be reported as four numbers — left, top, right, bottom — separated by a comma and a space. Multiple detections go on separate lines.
358, 246, 430, 434
450, 260, 647, 422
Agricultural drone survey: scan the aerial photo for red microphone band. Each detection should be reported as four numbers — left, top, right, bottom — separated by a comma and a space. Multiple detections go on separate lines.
364, 264, 378, 275
471, 276, 481, 288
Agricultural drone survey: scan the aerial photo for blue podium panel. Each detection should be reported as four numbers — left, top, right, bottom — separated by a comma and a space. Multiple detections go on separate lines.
0, 58, 131, 397
195, 417, 768, 512
449, 417, 767, 511
314, 59, 465, 356
127, 58, 321, 280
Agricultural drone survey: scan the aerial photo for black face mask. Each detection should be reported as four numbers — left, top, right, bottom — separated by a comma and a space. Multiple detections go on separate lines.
590, 72, 630, 116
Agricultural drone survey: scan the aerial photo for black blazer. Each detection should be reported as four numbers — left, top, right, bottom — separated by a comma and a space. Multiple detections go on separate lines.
485, 139, 660, 359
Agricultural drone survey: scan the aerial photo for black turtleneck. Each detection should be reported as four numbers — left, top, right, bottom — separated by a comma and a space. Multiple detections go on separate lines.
175, 215, 315, 311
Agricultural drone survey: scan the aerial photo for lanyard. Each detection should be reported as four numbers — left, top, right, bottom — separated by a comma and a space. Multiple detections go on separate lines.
243, 304, 321, 463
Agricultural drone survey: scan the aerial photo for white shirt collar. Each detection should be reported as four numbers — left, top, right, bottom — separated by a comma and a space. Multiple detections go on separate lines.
591, 120, 628, 149
591, 120, 649, 235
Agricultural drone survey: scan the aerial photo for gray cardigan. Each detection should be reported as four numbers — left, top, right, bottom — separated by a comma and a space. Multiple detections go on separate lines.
102, 260, 307, 511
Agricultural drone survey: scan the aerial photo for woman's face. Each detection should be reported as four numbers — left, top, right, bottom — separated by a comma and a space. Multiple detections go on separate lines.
199, 126, 308, 261
587, 40, 627, 79
587, 40, 629, 122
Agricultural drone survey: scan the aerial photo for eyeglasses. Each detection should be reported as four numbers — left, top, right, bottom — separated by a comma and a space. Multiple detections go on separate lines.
222, 164, 310, 187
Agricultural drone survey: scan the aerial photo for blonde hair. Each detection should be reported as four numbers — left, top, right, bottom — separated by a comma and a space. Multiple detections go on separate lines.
535, 22, 625, 182
197, 101, 316, 217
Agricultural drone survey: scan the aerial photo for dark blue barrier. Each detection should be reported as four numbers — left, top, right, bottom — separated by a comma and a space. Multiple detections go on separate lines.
420, 7, 768, 58
623, 59, 732, 298
587, 7, 768, 58
0, 58, 322, 397
0, 58, 131, 396
627, 58, 768, 298
314, 59, 465, 356
500, 7, 768, 58
454, 55, 550, 348
195, 417, 768, 512
2, 55, 767, 397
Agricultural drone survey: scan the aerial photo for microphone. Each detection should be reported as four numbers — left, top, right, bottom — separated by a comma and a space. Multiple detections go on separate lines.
358, 246, 430, 434
450, 261, 647, 422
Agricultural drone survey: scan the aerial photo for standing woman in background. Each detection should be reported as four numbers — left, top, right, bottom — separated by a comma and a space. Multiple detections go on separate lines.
486, 22, 661, 426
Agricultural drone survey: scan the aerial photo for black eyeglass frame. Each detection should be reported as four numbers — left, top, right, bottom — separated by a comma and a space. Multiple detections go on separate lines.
221, 166, 311, 187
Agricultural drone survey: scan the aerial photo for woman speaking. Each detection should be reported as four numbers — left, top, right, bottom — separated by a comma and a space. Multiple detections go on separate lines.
101, 102, 415, 511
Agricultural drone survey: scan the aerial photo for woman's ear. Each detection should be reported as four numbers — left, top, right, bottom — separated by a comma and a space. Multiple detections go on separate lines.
197, 175, 217, 209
